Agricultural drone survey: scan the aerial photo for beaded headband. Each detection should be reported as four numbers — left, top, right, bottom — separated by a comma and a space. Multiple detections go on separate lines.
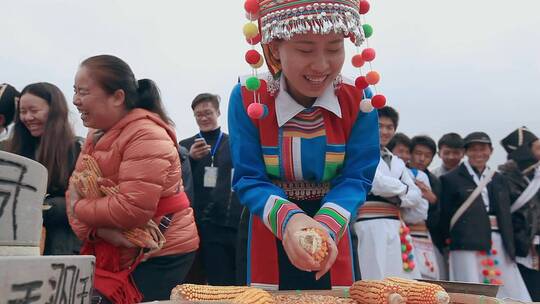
242, 0, 387, 119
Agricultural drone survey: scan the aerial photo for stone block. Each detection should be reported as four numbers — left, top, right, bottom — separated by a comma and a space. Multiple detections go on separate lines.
0, 151, 48, 256
0, 255, 95, 304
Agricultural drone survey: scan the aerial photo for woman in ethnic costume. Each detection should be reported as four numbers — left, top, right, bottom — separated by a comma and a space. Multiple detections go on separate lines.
229, 0, 383, 290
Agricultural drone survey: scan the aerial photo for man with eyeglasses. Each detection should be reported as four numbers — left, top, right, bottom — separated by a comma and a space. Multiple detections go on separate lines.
180, 93, 242, 286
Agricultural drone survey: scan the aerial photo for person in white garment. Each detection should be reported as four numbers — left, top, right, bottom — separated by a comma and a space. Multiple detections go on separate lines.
354, 106, 427, 280
440, 132, 531, 301
408, 135, 445, 280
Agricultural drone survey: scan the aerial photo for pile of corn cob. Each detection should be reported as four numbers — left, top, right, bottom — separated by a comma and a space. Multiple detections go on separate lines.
70, 154, 165, 251
171, 277, 449, 304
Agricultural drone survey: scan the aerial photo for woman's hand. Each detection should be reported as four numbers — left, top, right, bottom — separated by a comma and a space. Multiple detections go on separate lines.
96, 228, 135, 248
315, 235, 338, 280
282, 213, 338, 279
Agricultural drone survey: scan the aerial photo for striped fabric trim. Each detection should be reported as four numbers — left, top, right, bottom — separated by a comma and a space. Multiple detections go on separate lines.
282, 108, 325, 139
263, 154, 280, 178
409, 222, 429, 238
263, 195, 304, 239
357, 201, 400, 220
314, 202, 351, 240
281, 137, 294, 181
323, 151, 346, 181
262, 146, 280, 178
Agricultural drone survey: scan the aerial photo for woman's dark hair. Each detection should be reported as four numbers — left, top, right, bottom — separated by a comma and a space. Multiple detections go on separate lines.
411, 135, 437, 156
378, 106, 399, 129
9, 82, 75, 193
0, 83, 19, 127
437, 132, 464, 150
81, 54, 173, 125
387, 132, 410, 152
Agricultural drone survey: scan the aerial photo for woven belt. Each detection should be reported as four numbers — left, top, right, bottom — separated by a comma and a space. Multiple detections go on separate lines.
489, 215, 499, 231
272, 180, 330, 201
409, 222, 429, 237
356, 201, 400, 221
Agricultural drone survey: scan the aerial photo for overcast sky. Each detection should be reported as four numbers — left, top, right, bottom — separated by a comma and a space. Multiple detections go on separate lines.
2, 0, 540, 167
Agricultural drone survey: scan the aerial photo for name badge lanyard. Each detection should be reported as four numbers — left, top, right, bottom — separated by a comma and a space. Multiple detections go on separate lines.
200, 131, 223, 167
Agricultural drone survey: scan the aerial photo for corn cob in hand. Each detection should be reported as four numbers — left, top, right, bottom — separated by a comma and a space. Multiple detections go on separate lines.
72, 154, 166, 251
122, 220, 165, 252
296, 228, 329, 263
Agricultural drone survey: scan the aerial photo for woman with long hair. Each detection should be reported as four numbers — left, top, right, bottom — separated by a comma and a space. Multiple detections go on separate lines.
9, 82, 82, 255
68, 54, 198, 303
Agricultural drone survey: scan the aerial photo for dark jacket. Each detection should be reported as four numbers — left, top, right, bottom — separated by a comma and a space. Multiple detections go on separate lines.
179, 129, 242, 229
42, 138, 83, 255
499, 160, 540, 257
424, 169, 444, 250
179, 145, 194, 204
440, 163, 515, 258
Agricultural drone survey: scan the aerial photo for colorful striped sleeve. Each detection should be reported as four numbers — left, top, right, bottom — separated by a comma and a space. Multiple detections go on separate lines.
314, 202, 350, 240
228, 83, 304, 239
317, 109, 380, 241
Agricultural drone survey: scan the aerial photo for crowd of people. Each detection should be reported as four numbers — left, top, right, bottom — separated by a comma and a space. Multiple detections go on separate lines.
0, 0, 538, 303
2, 70, 538, 302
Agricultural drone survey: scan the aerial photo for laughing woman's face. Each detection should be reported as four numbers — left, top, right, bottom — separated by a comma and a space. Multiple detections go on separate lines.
19, 93, 50, 137
270, 33, 345, 106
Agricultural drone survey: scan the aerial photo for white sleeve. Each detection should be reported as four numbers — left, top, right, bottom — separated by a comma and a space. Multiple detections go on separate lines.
399, 168, 429, 224
416, 171, 432, 190
371, 164, 407, 197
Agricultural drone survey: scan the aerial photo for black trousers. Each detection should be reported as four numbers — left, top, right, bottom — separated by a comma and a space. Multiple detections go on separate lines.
518, 263, 540, 301
132, 251, 196, 301
198, 223, 238, 286
236, 199, 360, 290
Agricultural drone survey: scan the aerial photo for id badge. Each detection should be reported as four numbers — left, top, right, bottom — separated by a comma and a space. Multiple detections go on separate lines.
204, 166, 218, 188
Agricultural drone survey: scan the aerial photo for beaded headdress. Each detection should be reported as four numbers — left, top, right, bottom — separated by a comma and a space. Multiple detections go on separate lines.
242, 0, 387, 119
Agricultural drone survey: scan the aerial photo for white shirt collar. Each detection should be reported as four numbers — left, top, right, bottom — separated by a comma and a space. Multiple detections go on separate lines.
464, 159, 491, 211
275, 75, 342, 127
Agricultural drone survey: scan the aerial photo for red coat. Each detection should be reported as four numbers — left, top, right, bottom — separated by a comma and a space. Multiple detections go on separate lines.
68, 108, 199, 269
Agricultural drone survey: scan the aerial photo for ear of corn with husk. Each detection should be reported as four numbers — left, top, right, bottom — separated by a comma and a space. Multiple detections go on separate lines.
384, 277, 450, 304
350, 280, 405, 304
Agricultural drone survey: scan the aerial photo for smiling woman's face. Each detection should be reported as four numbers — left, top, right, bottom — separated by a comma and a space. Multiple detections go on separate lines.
270, 33, 345, 106
19, 93, 50, 137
